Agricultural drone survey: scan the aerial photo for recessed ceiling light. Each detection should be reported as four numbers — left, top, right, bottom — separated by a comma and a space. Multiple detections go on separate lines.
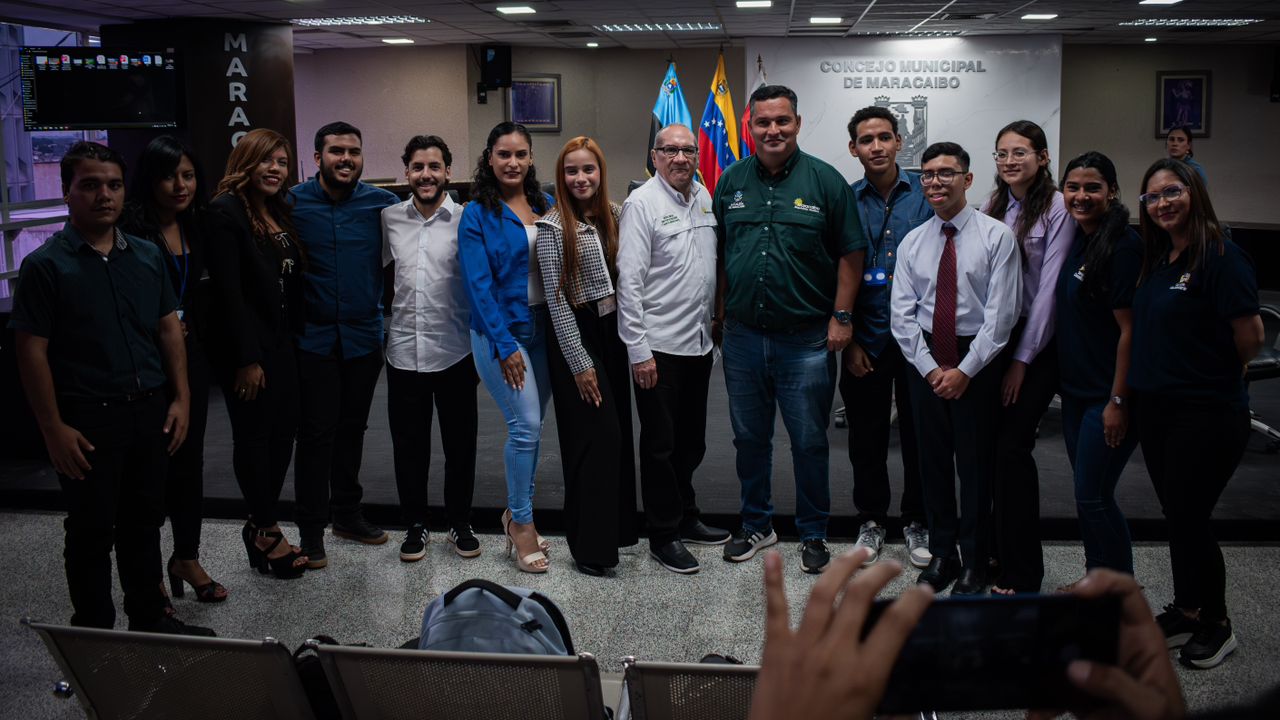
381, 38, 414, 44
1144, 37, 1158, 42
1119, 17, 1261, 26
1022, 13, 1058, 20
594, 23, 721, 32
809, 17, 843, 24
496, 5, 536, 14
292, 16, 426, 26
849, 30, 961, 37
1139, 1, 1183, 5
736, 0, 772, 7
586, 42, 599, 47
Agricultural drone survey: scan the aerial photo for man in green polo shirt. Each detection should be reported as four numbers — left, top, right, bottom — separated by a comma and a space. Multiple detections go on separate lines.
713, 84, 866, 573
10, 141, 211, 636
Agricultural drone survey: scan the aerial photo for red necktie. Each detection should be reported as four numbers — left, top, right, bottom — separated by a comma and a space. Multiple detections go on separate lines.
933, 223, 959, 370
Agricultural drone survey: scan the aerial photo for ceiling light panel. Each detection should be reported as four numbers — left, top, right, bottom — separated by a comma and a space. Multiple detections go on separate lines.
594, 23, 722, 32
1118, 18, 1262, 27
292, 16, 427, 26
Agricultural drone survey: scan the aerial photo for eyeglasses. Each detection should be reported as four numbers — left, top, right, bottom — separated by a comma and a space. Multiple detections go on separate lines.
920, 169, 962, 184
992, 149, 1034, 162
1139, 184, 1186, 206
655, 145, 697, 159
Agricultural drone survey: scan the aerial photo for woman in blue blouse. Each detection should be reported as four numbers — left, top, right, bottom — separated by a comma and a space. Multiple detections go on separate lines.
1054, 151, 1142, 587
1131, 159, 1263, 669
458, 122, 554, 573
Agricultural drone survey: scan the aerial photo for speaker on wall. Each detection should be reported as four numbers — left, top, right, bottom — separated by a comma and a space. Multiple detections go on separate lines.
482, 45, 512, 89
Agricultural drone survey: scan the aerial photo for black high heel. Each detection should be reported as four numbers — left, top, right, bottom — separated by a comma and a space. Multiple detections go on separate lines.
167, 556, 228, 603
242, 521, 257, 568
251, 529, 307, 579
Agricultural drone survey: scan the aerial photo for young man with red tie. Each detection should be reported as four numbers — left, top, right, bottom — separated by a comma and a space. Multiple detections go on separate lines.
889, 142, 1021, 595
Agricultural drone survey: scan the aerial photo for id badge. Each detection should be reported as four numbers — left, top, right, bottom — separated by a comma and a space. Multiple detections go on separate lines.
596, 295, 617, 316
176, 308, 185, 321
863, 267, 889, 287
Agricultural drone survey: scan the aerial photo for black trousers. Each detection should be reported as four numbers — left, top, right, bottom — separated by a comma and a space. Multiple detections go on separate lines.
837, 341, 924, 526
991, 331, 1060, 591
57, 393, 169, 628
294, 346, 383, 532
167, 335, 210, 560
634, 350, 713, 547
546, 303, 639, 566
1136, 393, 1249, 623
387, 358, 479, 528
221, 336, 298, 528
908, 336, 1001, 569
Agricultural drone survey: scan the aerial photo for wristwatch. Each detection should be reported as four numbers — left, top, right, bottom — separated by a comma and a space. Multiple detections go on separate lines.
1110, 395, 1125, 407
832, 310, 852, 325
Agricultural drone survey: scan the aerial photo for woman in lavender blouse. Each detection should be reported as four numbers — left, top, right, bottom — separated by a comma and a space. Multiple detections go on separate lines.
983, 120, 1076, 595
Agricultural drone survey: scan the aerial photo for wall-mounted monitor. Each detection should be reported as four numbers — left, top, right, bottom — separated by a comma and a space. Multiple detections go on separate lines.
19, 46, 183, 131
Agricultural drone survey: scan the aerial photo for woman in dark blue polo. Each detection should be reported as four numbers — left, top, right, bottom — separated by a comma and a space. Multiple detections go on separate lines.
1131, 158, 1264, 670
458, 122, 554, 574
1054, 152, 1141, 588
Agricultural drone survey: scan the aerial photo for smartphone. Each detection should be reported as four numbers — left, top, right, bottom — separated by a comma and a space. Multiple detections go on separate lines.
863, 593, 1121, 713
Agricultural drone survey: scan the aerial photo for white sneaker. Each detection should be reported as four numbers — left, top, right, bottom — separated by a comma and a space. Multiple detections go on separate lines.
903, 521, 931, 568
853, 521, 886, 565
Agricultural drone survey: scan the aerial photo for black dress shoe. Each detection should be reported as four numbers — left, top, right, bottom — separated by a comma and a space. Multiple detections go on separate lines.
917, 555, 960, 592
952, 568, 987, 595
574, 561, 614, 577
650, 540, 700, 574
129, 614, 217, 637
680, 519, 731, 545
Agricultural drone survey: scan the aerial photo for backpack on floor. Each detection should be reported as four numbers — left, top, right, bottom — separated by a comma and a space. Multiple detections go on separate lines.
418, 578, 574, 655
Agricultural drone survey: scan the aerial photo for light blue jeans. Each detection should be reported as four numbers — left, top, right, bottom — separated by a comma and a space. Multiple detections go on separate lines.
471, 306, 552, 524
722, 318, 836, 540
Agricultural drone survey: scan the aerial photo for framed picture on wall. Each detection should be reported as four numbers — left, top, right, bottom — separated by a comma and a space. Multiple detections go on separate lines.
1155, 70, 1211, 138
507, 74, 561, 133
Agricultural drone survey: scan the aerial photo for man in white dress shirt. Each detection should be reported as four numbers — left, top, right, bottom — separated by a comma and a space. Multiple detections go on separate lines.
890, 141, 1021, 595
617, 123, 731, 574
382, 135, 480, 562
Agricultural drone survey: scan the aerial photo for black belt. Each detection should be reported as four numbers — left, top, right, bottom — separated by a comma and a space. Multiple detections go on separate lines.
64, 387, 163, 406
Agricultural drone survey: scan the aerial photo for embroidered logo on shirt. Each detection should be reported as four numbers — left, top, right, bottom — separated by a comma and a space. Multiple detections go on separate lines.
660, 214, 681, 226
728, 190, 746, 210
793, 197, 822, 214
1073, 264, 1086, 281
1169, 272, 1191, 291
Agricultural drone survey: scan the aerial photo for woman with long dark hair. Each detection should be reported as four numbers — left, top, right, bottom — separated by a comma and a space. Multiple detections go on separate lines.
120, 136, 227, 602
1053, 152, 1141, 588
204, 128, 309, 579
1131, 159, 1263, 669
536, 136, 638, 576
983, 119, 1075, 595
1165, 125, 1208, 188
457, 122, 554, 573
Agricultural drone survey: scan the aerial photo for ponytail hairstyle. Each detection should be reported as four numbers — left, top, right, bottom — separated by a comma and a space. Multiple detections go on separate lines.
471, 121, 549, 216
552, 136, 618, 305
986, 120, 1056, 259
1061, 151, 1129, 301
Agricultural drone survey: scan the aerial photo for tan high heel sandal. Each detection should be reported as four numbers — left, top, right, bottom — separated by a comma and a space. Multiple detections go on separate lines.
502, 510, 549, 573
501, 508, 551, 555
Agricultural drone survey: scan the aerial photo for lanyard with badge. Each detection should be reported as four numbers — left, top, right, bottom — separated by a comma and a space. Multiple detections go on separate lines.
862, 198, 893, 288
167, 226, 189, 323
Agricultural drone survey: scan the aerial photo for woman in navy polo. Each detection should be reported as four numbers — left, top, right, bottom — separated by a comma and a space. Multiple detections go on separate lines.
1130, 158, 1264, 670
1053, 152, 1142, 588
458, 122, 555, 574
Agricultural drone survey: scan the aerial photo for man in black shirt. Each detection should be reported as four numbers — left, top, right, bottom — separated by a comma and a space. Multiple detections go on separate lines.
10, 142, 211, 635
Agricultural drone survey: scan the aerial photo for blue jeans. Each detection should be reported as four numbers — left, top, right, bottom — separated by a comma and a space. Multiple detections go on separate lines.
471, 306, 552, 524
1061, 394, 1137, 574
722, 318, 836, 540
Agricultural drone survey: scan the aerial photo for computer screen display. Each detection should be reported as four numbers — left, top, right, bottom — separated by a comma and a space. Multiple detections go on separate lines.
19, 47, 182, 131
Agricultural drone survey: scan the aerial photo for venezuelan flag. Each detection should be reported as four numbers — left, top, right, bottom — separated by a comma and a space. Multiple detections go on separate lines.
740, 56, 768, 158
646, 63, 694, 176
697, 53, 739, 194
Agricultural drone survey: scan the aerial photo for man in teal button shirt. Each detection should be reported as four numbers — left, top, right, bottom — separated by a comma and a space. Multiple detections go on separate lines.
290, 121, 398, 566
713, 85, 867, 574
